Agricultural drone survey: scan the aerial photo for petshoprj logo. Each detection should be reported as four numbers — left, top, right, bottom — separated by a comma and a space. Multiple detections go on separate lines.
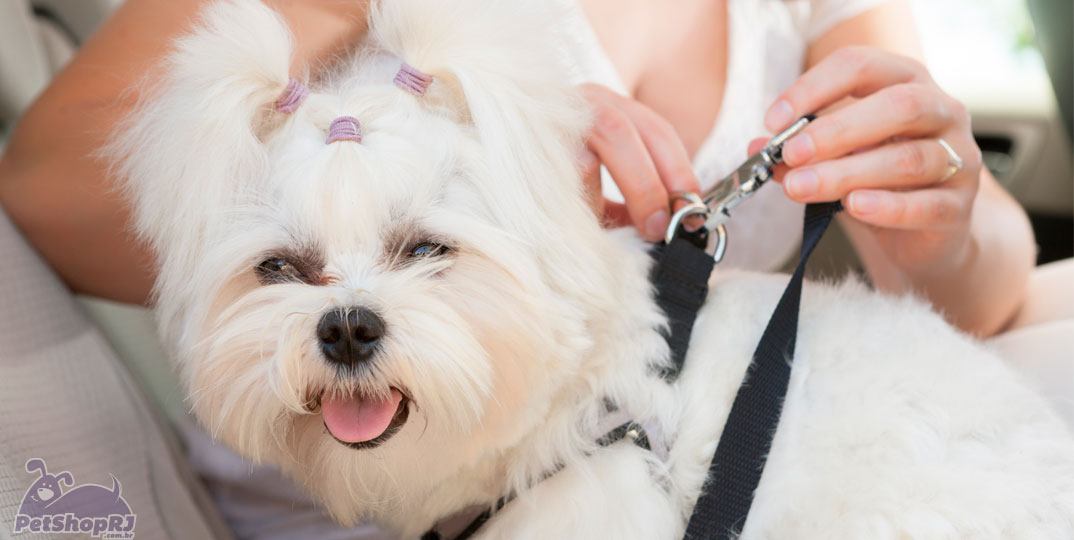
13, 458, 136, 538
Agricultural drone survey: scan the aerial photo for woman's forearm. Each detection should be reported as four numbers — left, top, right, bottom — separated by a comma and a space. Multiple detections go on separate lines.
844, 170, 1036, 337
0, 0, 369, 304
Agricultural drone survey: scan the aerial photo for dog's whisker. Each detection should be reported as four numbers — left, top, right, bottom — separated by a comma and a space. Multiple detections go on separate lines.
347, 287, 372, 300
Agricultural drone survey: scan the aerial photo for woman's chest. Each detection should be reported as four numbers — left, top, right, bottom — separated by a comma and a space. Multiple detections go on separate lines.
579, 0, 730, 156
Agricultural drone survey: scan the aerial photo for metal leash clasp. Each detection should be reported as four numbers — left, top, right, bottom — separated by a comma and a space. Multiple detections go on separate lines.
665, 116, 813, 263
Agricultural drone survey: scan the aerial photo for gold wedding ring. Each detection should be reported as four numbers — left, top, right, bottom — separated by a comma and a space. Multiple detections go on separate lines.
938, 138, 963, 181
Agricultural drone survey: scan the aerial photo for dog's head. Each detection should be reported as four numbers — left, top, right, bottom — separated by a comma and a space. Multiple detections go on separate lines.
19, 459, 72, 515
110, 0, 658, 525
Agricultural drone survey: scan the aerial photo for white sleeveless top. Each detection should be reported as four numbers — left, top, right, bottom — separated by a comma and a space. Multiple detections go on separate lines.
562, 0, 887, 270
190, 2, 889, 539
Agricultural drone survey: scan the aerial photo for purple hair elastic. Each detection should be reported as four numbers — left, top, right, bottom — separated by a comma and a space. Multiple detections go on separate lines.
393, 63, 433, 96
275, 78, 309, 113
326, 116, 362, 144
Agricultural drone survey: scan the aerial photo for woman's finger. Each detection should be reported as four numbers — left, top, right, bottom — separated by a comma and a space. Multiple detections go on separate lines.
603, 200, 632, 229
611, 95, 701, 197
780, 83, 962, 167
747, 137, 767, 156
577, 147, 603, 216
764, 46, 929, 132
747, 137, 793, 184
782, 138, 962, 203
584, 93, 671, 241
843, 186, 970, 231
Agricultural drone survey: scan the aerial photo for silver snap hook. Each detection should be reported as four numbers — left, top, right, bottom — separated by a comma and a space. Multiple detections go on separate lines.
666, 191, 728, 263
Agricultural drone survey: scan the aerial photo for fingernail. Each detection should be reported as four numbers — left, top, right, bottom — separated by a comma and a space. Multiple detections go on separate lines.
783, 134, 815, 164
850, 192, 879, 214
644, 210, 670, 241
785, 170, 818, 199
765, 100, 794, 132
682, 214, 705, 233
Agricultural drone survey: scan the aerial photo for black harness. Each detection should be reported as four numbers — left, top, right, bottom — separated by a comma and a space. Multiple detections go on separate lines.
423, 117, 840, 539
421, 410, 657, 540
656, 202, 842, 538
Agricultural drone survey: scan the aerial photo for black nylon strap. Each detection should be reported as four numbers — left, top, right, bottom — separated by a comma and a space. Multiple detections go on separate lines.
682, 201, 842, 539
424, 201, 840, 540
596, 421, 652, 452
423, 419, 653, 540
442, 510, 491, 540
649, 233, 717, 378
421, 500, 501, 540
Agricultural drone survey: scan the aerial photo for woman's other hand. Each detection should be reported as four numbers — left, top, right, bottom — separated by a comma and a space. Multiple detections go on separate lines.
757, 45, 984, 277
754, 6, 1035, 338
578, 83, 701, 242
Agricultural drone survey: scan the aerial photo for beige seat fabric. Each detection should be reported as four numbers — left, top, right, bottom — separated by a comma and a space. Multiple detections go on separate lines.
0, 208, 232, 540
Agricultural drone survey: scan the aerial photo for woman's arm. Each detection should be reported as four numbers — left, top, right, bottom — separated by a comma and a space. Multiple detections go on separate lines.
0, 0, 370, 304
766, 0, 1035, 336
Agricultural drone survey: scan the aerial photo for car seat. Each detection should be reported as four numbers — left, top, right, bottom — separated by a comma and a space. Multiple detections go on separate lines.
0, 206, 232, 540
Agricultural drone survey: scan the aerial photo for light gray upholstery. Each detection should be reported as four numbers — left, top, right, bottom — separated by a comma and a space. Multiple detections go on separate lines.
0, 207, 231, 540
0, 0, 116, 128
0, 1, 50, 121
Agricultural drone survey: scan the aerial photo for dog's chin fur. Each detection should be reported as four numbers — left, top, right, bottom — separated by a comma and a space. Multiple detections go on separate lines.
110, 0, 1074, 538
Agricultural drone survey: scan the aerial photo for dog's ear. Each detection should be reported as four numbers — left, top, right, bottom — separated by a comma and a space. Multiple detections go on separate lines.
368, 0, 594, 238
369, 0, 588, 130
25, 459, 46, 477
54, 472, 74, 487
108, 0, 295, 273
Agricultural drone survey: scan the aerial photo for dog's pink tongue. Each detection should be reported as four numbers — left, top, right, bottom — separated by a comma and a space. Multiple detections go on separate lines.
322, 389, 402, 443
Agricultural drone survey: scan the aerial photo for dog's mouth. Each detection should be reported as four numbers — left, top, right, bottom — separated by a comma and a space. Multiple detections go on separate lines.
320, 387, 410, 450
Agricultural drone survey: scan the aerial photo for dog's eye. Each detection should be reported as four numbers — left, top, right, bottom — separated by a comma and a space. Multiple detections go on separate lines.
256, 257, 304, 283
409, 242, 449, 258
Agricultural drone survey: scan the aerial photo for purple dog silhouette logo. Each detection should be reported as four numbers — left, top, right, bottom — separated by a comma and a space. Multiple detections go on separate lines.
13, 458, 136, 538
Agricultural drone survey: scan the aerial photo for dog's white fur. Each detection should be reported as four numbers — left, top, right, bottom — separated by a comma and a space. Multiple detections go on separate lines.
110, 0, 1074, 538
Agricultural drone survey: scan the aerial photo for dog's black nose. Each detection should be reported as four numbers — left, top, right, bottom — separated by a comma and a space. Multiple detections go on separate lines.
317, 308, 385, 366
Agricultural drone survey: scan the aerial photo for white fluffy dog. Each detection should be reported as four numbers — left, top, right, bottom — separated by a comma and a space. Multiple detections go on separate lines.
110, 0, 1074, 538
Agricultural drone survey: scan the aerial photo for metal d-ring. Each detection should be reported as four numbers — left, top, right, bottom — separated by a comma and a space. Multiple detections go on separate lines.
666, 192, 729, 263
710, 223, 727, 263
665, 193, 709, 245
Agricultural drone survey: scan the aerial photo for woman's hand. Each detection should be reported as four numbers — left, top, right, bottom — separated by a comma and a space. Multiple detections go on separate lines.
756, 45, 984, 277
578, 83, 701, 242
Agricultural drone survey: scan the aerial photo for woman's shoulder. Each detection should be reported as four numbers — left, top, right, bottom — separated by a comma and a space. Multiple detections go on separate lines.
785, 0, 894, 42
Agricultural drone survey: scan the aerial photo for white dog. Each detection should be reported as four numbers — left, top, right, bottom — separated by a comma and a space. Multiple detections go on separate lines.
110, 0, 1074, 538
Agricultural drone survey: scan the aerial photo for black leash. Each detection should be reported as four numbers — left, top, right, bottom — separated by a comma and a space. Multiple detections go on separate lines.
424, 117, 835, 539
425, 201, 839, 540
673, 201, 842, 539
